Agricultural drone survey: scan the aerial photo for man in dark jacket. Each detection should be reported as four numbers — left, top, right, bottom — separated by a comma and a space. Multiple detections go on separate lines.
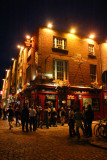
21, 105, 29, 132
84, 104, 94, 137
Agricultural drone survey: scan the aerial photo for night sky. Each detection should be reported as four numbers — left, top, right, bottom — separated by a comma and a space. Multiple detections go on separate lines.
0, 0, 107, 90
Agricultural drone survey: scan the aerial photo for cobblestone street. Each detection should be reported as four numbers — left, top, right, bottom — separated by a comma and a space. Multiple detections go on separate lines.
0, 119, 107, 160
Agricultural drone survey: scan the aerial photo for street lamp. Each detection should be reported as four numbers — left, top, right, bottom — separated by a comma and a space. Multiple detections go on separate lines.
47, 23, 53, 28
70, 28, 76, 34
89, 34, 95, 39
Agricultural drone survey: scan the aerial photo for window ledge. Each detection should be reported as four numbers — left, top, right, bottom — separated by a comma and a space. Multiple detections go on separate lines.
52, 48, 68, 54
88, 54, 96, 59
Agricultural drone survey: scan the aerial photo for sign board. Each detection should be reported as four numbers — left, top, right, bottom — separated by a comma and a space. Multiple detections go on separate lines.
67, 95, 75, 100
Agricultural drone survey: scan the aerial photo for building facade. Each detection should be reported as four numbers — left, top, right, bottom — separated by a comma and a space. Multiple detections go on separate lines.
2, 26, 107, 119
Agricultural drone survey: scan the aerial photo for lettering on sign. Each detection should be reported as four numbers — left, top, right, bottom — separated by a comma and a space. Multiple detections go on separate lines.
67, 95, 75, 99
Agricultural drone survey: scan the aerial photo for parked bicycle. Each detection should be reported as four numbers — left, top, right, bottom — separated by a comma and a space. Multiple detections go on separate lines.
94, 119, 107, 138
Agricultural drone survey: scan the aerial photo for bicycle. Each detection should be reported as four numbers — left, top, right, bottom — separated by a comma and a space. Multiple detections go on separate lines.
94, 119, 104, 136
94, 119, 107, 138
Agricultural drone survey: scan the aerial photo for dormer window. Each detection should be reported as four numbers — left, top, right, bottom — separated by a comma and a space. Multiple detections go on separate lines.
53, 37, 66, 50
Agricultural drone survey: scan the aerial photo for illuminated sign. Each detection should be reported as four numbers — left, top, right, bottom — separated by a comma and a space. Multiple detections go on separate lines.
67, 95, 75, 99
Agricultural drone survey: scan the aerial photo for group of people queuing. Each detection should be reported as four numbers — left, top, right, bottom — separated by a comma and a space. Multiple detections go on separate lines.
68, 104, 94, 140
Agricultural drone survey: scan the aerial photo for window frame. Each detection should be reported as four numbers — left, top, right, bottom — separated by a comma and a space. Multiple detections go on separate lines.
53, 59, 68, 81
88, 44, 95, 56
53, 36, 67, 50
90, 64, 97, 82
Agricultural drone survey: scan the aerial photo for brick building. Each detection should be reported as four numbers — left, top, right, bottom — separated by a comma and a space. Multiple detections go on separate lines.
2, 25, 107, 119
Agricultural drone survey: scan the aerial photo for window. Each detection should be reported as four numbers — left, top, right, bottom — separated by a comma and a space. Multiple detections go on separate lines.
53, 59, 68, 80
88, 44, 95, 56
53, 37, 66, 49
90, 64, 96, 82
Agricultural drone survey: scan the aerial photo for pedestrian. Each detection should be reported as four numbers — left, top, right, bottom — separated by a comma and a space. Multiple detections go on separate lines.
42, 105, 49, 129
84, 104, 94, 137
21, 104, 29, 132
74, 107, 85, 140
29, 105, 36, 131
68, 107, 76, 137
0, 105, 2, 119
60, 107, 66, 126
6, 105, 14, 130
51, 108, 57, 127
15, 106, 21, 126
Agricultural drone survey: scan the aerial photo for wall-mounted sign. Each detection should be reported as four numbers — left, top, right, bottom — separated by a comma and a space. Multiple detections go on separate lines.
67, 95, 75, 99
46, 94, 56, 100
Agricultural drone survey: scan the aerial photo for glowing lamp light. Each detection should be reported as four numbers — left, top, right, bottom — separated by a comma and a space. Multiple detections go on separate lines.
17, 45, 21, 48
47, 23, 52, 28
89, 34, 95, 39
26, 35, 31, 39
70, 29, 76, 34
11, 58, 15, 61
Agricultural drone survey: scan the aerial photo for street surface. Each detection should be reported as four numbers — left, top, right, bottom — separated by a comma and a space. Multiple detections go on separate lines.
0, 119, 107, 160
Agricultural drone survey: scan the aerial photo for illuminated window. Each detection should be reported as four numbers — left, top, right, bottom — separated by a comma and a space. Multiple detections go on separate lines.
90, 64, 96, 82
53, 37, 66, 49
88, 44, 95, 56
53, 59, 68, 80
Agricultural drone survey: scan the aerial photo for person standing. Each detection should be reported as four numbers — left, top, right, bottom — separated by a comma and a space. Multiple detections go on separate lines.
15, 106, 20, 126
6, 105, 14, 130
84, 104, 94, 137
29, 106, 36, 131
21, 104, 29, 132
60, 107, 66, 126
74, 107, 85, 140
68, 107, 76, 137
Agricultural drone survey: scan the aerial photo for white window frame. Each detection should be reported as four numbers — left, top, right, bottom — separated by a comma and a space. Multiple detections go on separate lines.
53, 37, 66, 49
88, 44, 95, 56
53, 59, 68, 81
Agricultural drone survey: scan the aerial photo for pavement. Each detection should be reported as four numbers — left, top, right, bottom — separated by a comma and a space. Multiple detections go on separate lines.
0, 118, 107, 160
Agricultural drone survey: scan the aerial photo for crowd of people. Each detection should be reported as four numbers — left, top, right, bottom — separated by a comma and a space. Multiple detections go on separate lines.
0, 103, 94, 140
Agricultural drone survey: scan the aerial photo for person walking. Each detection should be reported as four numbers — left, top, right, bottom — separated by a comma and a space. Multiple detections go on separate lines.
6, 105, 14, 130
60, 107, 66, 126
15, 106, 21, 126
84, 104, 94, 137
29, 105, 37, 131
68, 107, 76, 137
21, 104, 29, 132
74, 107, 85, 140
